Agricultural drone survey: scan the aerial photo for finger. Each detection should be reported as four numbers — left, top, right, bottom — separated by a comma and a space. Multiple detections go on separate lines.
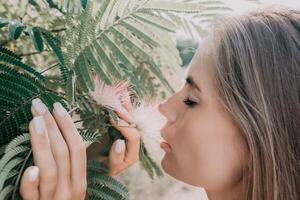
108, 139, 126, 175
29, 116, 57, 199
52, 102, 87, 198
109, 117, 140, 165
115, 107, 134, 124
31, 99, 71, 190
20, 166, 39, 200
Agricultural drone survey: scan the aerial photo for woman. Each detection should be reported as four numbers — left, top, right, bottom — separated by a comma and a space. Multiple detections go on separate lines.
19, 7, 299, 200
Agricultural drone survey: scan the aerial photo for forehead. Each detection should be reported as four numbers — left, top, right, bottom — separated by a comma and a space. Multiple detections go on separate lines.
187, 46, 207, 79
187, 41, 216, 92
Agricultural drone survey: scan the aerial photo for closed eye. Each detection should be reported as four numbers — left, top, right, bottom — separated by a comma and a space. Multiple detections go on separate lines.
183, 97, 197, 107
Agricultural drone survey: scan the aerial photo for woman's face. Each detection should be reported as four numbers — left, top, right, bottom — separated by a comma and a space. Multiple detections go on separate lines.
158, 49, 249, 191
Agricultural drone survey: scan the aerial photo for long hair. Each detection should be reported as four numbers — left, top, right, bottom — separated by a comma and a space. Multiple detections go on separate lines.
202, 7, 300, 200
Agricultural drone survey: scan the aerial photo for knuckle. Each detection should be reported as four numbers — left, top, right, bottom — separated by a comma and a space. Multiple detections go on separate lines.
73, 181, 87, 198
65, 191, 73, 200
28, 120, 36, 131
41, 168, 57, 184
55, 188, 72, 200
44, 118, 54, 128
55, 145, 69, 160
73, 142, 86, 155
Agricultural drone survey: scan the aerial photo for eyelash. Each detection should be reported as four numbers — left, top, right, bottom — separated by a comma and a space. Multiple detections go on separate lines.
183, 97, 197, 107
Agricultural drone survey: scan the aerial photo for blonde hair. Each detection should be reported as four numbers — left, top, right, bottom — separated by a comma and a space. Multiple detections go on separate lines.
204, 7, 300, 200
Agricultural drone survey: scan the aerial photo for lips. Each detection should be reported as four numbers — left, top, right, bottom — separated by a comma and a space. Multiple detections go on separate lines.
160, 129, 171, 152
160, 141, 171, 152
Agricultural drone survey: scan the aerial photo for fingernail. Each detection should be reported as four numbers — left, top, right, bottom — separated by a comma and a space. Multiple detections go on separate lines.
115, 139, 125, 154
53, 102, 66, 117
32, 98, 47, 115
28, 166, 39, 182
33, 116, 45, 135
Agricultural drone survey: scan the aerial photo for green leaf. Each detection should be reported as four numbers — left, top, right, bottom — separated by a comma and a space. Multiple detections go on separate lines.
87, 175, 129, 200
0, 52, 44, 80
8, 21, 24, 40
0, 185, 14, 200
87, 160, 109, 174
0, 48, 64, 146
65, 70, 76, 105
92, 41, 124, 79
0, 158, 23, 190
84, 45, 113, 85
0, 47, 21, 60
41, 30, 69, 83
119, 19, 160, 47
132, 12, 177, 32
4, 134, 30, 154
95, 0, 111, 23
28, 27, 44, 52
141, 1, 204, 13
139, 143, 164, 179
74, 54, 95, 92
100, 33, 136, 71
99, 0, 118, 29
0, 18, 9, 28
80, 129, 101, 143
81, 0, 88, 9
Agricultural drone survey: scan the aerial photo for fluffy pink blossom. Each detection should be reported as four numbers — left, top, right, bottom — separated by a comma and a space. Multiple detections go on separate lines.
89, 73, 132, 112
130, 100, 167, 160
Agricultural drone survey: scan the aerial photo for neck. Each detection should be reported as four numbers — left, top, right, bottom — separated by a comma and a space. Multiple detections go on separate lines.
205, 178, 244, 200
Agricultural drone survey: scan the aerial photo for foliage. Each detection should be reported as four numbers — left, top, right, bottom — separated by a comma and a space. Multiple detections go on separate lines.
0, 0, 230, 199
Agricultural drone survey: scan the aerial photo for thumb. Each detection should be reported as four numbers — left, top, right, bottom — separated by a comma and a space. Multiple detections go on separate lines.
108, 139, 126, 176
20, 166, 39, 200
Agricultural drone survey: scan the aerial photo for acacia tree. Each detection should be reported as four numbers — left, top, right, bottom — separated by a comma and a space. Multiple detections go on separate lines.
0, 0, 230, 199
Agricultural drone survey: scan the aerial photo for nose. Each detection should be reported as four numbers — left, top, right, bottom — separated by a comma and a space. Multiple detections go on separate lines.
158, 99, 176, 123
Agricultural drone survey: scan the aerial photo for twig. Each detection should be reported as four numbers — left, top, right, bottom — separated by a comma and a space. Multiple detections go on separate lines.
17, 49, 50, 57
40, 63, 60, 74
50, 27, 66, 33
11, 149, 32, 200
0, 27, 66, 47
68, 107, 79, 115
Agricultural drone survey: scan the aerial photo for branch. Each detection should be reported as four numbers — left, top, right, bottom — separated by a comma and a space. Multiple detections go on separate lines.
0, 27, 66, 47
17, 49, 50, 57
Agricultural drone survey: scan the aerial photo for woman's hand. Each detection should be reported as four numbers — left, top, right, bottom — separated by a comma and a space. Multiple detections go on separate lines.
19, 96, 140, 199
107, 98, 140, 176
20, 99, 87, 200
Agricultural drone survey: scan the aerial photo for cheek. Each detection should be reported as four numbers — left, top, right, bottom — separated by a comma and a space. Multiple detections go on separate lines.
161, 113, 249, 190
197, 125, 248, 190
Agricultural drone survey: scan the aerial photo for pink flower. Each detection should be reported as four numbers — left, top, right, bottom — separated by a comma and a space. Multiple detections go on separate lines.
90, 74, 166, 160
130, 100, 167, 160
89, 73, 133, 111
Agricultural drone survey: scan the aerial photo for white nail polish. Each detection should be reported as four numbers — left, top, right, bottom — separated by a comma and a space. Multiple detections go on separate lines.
32, 98, 47, 115
53, 102, 66, 117
28, 166, 39, 182
115, 139, 125, 154
33, 116, 45, 135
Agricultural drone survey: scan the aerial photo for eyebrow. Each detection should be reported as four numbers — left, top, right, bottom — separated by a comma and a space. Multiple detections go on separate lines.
185, 76, 201, 92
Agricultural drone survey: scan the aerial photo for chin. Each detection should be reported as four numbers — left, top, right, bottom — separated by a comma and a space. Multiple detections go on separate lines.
160, 154, 181, 180
161, 155, 204, 187
160, 153, 171, 174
